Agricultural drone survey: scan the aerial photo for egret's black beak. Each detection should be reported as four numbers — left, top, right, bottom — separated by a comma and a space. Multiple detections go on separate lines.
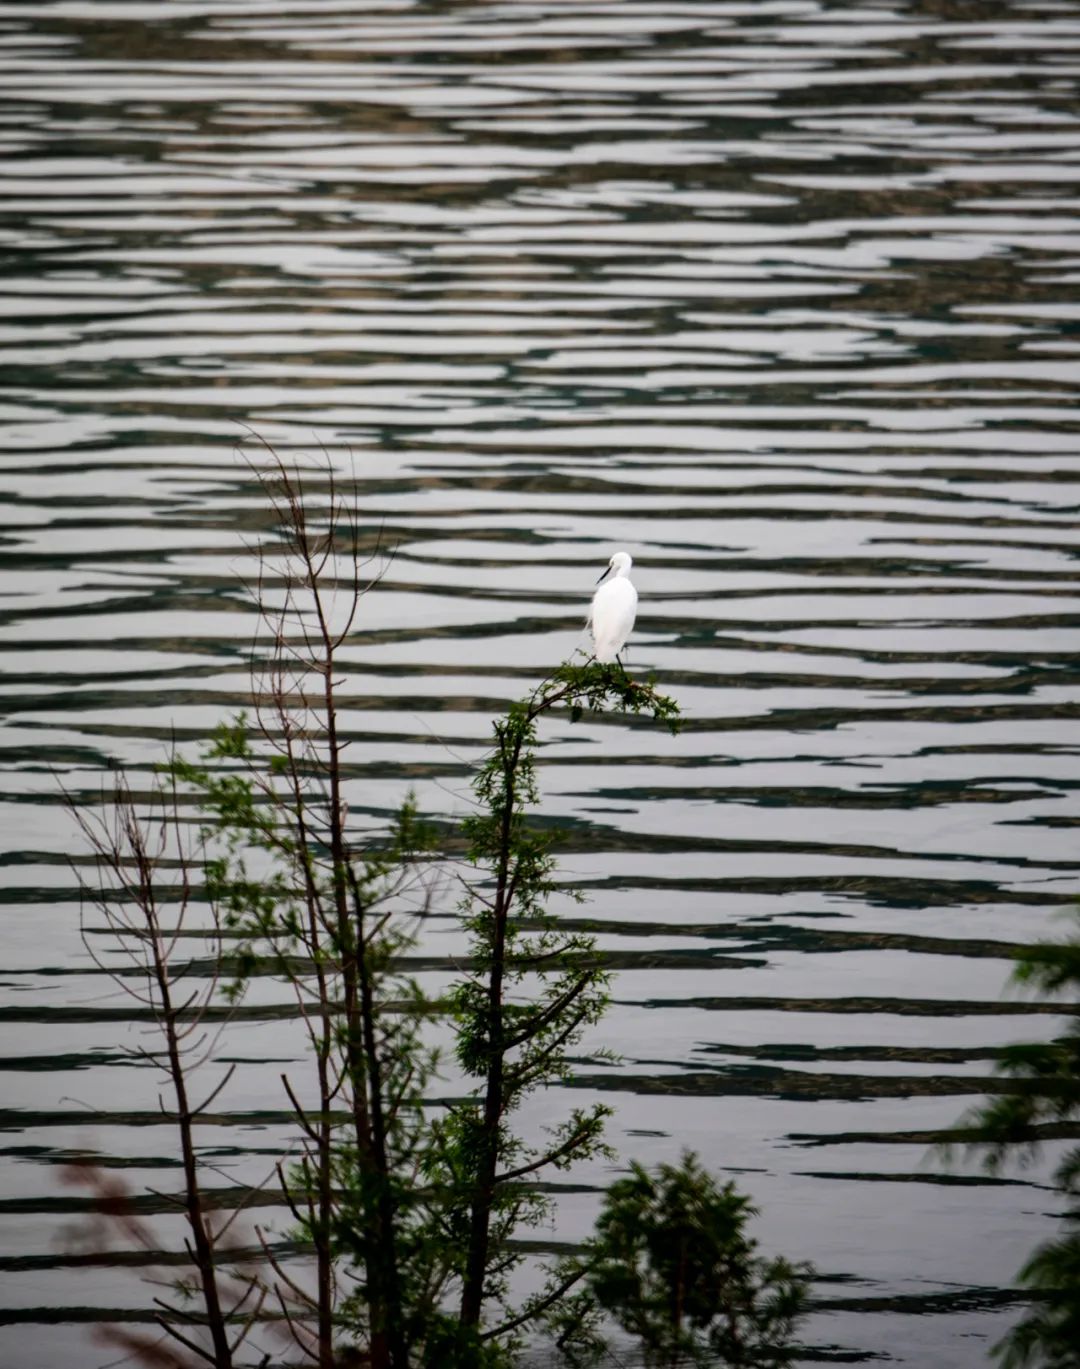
596, 565, 612, 584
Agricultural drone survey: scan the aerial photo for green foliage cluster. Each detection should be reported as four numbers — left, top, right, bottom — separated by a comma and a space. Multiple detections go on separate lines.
444, 664, 683, 1338
75, 451, 814, 1369
175, 719, 445, 1368
961, 912, 1080, 1369
168, 650, 719, 1366
573, 1151, 811, 1368
72, 454, 1080, 1369
160, 650, 816, 1368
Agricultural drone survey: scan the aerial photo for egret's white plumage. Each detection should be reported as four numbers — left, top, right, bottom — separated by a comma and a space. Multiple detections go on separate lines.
589, 551, 637, 664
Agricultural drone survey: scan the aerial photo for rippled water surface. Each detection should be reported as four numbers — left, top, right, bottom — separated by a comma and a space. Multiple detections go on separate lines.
3, 1, 1080, 1365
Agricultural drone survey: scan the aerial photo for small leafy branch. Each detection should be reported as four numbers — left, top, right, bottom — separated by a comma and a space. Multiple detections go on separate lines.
952, 911, 1080, 1369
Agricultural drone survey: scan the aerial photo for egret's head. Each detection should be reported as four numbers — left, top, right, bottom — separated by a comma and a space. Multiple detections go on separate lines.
597, 551, 633, 583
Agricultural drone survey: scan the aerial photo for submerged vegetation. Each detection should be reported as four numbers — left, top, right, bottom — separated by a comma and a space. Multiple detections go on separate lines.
71, 450, 810, 1368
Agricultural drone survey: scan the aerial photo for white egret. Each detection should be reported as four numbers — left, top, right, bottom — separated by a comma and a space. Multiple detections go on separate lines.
589, 551, 637, 666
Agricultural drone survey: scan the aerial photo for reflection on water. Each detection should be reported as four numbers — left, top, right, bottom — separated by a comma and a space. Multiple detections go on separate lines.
2, 1, 1080, 1364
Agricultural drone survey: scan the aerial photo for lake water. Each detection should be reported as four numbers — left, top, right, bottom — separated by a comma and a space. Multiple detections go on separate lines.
2, 1, 1080, 1365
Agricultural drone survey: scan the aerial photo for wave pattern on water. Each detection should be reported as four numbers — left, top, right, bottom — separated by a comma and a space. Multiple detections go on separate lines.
2, 1, 1080, 1365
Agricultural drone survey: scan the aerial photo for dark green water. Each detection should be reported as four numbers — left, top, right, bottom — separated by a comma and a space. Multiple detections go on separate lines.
2, 1, 1080, 1364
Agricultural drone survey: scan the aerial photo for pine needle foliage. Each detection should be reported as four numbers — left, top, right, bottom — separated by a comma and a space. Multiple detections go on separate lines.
956, 910, 1080, 1369
437, 663, 680, 1356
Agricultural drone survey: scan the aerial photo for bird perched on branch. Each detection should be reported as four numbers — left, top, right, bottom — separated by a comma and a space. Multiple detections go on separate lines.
589, 551, 637, 667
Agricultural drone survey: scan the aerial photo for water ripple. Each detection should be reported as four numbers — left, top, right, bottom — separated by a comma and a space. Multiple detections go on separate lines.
1, 1, 1079, 1364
